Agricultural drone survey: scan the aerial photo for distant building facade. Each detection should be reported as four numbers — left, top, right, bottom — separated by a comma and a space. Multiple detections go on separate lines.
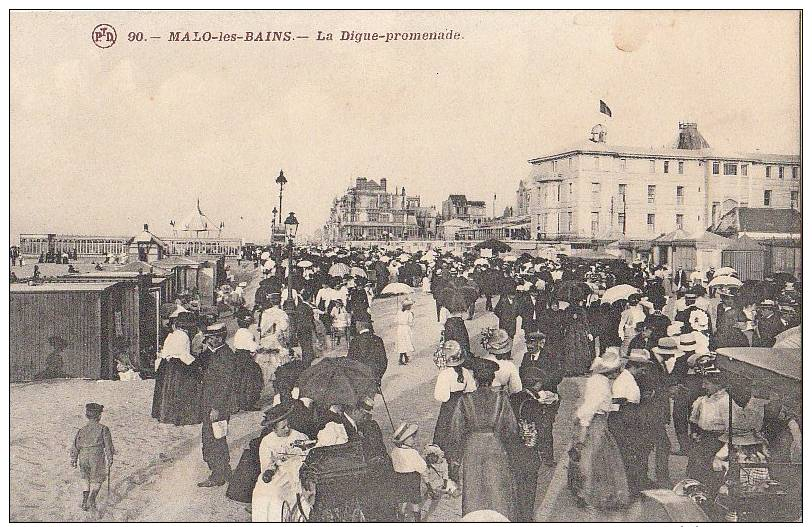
441, 195, 488, 225
518, 122, 800, 242
323, 177, 423, 242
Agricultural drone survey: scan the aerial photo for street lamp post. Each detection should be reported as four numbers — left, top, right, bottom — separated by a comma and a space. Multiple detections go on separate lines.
283, 212, 299, 305
276, 170, 288, 225
271, 207, 278, 244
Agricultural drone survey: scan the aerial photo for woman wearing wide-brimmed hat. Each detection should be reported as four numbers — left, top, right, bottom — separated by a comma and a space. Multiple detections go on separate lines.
566, 350, 631, 510
432, 340, 475, 471
251, 402, 311, 522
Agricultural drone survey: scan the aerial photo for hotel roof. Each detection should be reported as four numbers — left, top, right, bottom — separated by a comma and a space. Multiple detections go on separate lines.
528, 138, 799, 165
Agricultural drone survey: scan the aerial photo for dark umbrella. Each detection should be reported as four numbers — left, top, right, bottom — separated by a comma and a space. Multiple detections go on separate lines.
297, 357, 377, 407
555, 280, 592, 302
475, 268, 504, 297
276, 360, 307, 390
438, 285, 478, 313
473, 239, 511, 254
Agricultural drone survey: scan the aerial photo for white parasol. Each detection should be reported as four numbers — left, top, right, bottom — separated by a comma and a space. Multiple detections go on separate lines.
708, 275, 743, 288
601, 284, 641, 304
713, 267, 737, 277
297, 260, 313, 268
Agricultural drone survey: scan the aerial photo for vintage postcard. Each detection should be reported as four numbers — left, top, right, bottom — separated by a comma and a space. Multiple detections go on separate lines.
8, 10, 801, 523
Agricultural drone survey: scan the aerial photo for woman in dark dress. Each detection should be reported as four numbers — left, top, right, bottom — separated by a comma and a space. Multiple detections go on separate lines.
561, 305, 595, 377
231, 309, 264, 412
447, 357, 520, 521
151, 312, 202, 426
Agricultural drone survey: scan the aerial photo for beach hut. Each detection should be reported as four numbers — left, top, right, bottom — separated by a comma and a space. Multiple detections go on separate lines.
10, 281, 140, 382
721, 235, 766, 281
651, 229, 731, 270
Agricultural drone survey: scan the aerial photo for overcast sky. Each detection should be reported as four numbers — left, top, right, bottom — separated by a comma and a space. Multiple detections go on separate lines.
10, 10, 800, 242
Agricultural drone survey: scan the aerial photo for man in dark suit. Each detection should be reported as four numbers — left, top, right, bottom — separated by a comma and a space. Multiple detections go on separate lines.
518, 332, 562, 462
347, 317, 387, 385
514, 285, 545, 333
494, 284, 518, 338
198, 323, 237, 487
284, 291, 316, 366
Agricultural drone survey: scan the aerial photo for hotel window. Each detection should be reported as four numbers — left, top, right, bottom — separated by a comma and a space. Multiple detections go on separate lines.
647, 214, 655, 233
791, 191, 799, 210
569, 182, 573, 197
763, 190, 772, 206
675, 214, 684, 230
779, 166, 785, 179
620, 158, 627, 171
676, 186, 684, 205
553, 160, 558, 172
649, 160, 656, 173
591, 182, 601, 206
591, 212, 600, 234
568, 157, 573, 169
712, 162, 720, 175
618, 183, 627, 199
664, 161, 669, 174
594, 156, 600, 169
618, 213, 626, 234
557, 185, 561, 202
741, 164, 748, 176
766, 166, 771, 178
567, 212, 573, 232
723, 163, 737, 176
712, 202, 720, 225
678, 161, 684, 174
647, 185, 656, 204
792, 166, 799, 179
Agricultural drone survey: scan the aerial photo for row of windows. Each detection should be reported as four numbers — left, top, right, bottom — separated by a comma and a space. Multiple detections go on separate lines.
763, 190, 800, 207
576, 155, 798, 180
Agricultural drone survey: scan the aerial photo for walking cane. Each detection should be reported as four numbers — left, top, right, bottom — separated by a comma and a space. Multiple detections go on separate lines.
377, 385, 396, 431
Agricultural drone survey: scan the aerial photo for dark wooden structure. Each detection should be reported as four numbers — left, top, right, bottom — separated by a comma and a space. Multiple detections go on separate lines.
721, 235, 766, 282
10, 281, 139, 382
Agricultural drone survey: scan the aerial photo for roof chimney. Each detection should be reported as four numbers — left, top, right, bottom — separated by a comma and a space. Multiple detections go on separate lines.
676, 122, 710, 150
143, 224, 149, 231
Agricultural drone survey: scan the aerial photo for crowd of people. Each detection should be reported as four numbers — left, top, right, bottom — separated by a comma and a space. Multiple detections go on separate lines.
144, 242, 801, 521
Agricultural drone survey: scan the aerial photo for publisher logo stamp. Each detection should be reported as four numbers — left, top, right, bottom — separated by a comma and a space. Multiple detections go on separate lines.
92, 24, 117, 48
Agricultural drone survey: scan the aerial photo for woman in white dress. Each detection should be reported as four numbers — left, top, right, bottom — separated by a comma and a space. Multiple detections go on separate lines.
395, 298, 416, 365
251, 403, 310, 522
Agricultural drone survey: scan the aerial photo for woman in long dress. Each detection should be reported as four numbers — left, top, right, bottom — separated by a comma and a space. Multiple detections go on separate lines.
251, 404, 310, 522
432, 340, 476, 463
561, 305, 595, 377
395, 298, 416, 365
447, 357, 520, 521
232, 309, 264, 411
567, 351, 631, 510
151, 312, 202, 426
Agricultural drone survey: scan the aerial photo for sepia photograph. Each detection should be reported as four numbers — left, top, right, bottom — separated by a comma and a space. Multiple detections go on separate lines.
8, 9, 802, 523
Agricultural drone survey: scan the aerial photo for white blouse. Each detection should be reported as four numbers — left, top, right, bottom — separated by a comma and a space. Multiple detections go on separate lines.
575, 373, 614, 427
433, 367, 476, 402
258, 430, 308, 473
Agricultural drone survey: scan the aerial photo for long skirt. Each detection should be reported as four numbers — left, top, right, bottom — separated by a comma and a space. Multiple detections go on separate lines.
232, 350, 263, 411
395, 325, 415, 356
433, 391, 464, 453
561, 327, 593, 377
251, 457, 311, 521
151, 358, 202, 426
567, 414, 631, 510
226, 435, 264, 503
459, 431, 517, 521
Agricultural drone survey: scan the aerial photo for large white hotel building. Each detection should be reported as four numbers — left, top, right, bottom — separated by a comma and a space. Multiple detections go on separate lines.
516, 122, 800, 242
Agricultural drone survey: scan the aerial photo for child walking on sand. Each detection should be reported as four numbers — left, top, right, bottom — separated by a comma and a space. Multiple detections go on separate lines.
391, 422, 428, 522
69, 403, 115, 511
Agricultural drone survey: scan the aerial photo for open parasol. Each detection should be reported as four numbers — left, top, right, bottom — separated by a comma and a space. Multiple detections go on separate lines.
600, 284, 641, 304
296, 260, 313, 268
473, 238, 511, 254
713, 266, 737, 277
350, 266, 367, 277
438, 285, 478, 313
328, 262, 351, 277
297, 357, 377, 407
708, 275, 743, 288
381, 282, 414, 296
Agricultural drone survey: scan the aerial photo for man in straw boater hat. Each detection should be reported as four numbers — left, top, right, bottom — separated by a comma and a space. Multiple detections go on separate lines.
70, 403, 115, 511
198, 322, 237, 487
753, 298, 785, 347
